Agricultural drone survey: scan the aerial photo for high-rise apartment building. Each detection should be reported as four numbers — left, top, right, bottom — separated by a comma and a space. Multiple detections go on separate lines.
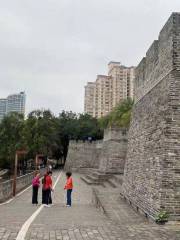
84, 62, 135, 118
93, 75, 111, 118
84, 82, 96, 116
6, 92, 26, 114
0, 92, 26, 121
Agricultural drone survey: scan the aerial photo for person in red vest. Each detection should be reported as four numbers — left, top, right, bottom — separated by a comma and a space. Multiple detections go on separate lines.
64, 172, 73, 207
43, 171, 53, 207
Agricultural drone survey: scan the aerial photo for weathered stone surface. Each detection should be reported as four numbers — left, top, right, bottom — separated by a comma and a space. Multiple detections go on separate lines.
65, 128, 128, 174
122, 13, 180, 220
99, 128, 127, 173
65, 140, 103, 171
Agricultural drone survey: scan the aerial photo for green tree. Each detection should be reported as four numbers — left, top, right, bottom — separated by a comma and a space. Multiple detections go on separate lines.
98, 98, 134, 129
24, 110, 59, 158
57, 111, 103, 161
77, 113, 103, 140
0, 113, 26, 168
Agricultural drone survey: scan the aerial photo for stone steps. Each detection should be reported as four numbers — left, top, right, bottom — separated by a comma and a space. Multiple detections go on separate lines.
80, 176, 103, 186
101, 174, 124, 189
104, 179, 118, 188
111, 174, 123, 185
85, 174, 104, 182
81, 170, 124, 189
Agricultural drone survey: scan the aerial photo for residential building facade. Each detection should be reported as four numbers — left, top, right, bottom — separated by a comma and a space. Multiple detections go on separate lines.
84, 62, 135, 118
94, 75, 111, 118
84, 82, 96, 116
0, 92, 26, 121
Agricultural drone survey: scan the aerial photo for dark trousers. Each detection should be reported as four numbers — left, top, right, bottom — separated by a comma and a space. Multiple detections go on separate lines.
67, 189, 72, 206
42, 189, 46, 204
42, 189, 52, 204
32, 186, 39, 204
44, 189, 51, 205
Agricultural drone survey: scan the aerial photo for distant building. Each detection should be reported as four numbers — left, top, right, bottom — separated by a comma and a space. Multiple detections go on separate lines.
0, 99, 7, 122
84, 62, 135, 118
93, 75, 111, 118
84, 82, 96, 116
6, 92, 26, 114
0, 92, 26, 121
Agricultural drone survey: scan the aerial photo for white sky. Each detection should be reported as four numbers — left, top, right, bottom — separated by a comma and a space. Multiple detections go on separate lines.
0, 0, 180, 114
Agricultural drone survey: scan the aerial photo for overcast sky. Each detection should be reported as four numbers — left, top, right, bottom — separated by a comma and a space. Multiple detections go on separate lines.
0, 0, 180, 115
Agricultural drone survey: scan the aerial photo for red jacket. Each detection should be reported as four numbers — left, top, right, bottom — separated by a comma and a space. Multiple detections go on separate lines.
64, 177, 73, 190
44, 175, 52, 190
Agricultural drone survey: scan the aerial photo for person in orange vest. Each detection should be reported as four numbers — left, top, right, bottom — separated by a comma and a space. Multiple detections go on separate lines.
64, 172, 73, 207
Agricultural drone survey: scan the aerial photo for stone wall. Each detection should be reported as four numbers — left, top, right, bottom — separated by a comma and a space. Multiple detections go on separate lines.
99, 128, 128, 173
65, 141, 103, 171
122, 13, 180, 220
65, 128, 128, 174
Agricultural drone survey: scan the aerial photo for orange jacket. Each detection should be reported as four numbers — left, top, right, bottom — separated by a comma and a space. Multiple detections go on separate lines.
64, 177, 73, 190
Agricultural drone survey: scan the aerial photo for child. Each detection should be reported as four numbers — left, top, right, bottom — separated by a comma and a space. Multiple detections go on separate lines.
64, 172, 73, 207
32, 172, 40, 205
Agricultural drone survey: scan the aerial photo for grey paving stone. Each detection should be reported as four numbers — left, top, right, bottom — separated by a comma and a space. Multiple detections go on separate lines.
0, 172, 179, 240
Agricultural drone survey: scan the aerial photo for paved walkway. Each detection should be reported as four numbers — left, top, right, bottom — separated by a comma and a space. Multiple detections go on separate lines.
0, 172, 179, 240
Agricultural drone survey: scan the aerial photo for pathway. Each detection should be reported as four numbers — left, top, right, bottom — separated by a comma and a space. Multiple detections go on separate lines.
0, 172, 179, 240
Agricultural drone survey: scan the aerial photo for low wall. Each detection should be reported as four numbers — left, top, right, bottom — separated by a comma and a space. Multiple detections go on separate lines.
0, 169, 44, 203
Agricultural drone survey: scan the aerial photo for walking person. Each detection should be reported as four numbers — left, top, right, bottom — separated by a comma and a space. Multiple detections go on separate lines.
64, 172, 73, 207
32, 172, 40, 205
44, 171, 53, 207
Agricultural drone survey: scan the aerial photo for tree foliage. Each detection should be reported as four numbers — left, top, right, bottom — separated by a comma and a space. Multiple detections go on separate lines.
98, 98, 134, 129
0, 110, 103, 169
0, 113, 26, 168
0, 99, 133, 169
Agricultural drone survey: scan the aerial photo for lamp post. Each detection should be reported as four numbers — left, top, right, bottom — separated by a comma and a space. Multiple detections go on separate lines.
13, 150, 27, 197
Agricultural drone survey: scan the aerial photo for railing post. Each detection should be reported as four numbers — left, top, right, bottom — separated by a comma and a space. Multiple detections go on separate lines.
13, 152, 18, 197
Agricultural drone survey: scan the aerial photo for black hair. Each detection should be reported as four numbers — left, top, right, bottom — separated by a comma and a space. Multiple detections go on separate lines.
66, 172, 72, 178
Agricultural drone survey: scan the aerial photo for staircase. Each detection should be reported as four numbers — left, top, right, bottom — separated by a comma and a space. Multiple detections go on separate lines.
80, 168, 124, 188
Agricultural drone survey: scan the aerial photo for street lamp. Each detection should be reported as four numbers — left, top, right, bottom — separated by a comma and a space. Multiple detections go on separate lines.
13, 150, 27, 197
